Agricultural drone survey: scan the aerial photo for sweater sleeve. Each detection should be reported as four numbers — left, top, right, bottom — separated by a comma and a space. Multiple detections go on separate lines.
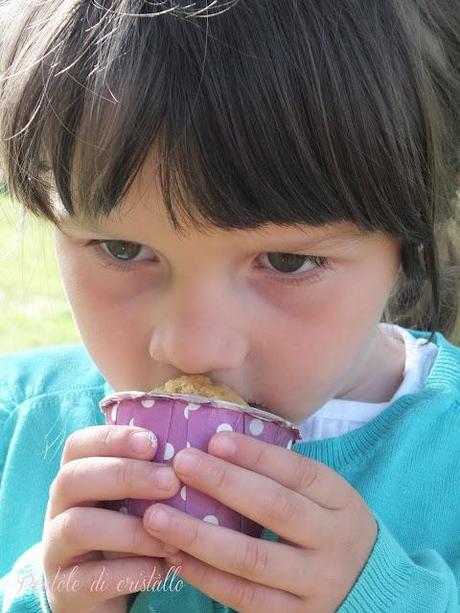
338, 514, 459, 612
0, 541, 53, 613
0, 359, 53, 612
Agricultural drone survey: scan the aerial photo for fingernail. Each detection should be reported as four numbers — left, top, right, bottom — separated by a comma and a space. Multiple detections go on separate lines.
154, 467, 176, 490
175, 449, 201, 474
147, 506, 169, 529
130, 430, 157, 453
212, 434, 237, 456
167, 553, 183, 566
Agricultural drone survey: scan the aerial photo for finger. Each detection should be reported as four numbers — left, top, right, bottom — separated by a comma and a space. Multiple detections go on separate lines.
171, 447, 334, 548
44, 556, 167, 608
61, 425, 158, 465
45, 506, 179, 571
145, 503, 313, 596
102, 551, 141, 559
165, 551, 303, 613
48, 456, 180, 519
208, 431, 355, 509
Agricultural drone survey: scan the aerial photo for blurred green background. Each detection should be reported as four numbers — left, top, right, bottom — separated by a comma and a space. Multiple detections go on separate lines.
0, 192, 459, 354
0, 193, 81, 353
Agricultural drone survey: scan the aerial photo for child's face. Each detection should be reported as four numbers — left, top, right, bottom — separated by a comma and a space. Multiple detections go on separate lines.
53, 166, 403, 422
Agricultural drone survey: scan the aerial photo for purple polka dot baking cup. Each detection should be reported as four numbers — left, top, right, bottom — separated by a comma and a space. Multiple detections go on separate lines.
98, 391, 301, 538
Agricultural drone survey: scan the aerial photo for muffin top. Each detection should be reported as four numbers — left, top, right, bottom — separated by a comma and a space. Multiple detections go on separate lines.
152, 375, 247, 405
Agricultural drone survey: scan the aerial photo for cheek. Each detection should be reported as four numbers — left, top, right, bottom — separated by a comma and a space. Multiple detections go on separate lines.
61, 265, 150, 388
316, 255, 396, 328
57, 250, 143, 346
259, 260, 394, 394
262, 269, 383, 341
64, 265, 113, 325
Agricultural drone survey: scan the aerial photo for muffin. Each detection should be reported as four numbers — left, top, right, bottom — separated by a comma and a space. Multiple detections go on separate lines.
151, 375, 248, 405
99, 375, 301, 537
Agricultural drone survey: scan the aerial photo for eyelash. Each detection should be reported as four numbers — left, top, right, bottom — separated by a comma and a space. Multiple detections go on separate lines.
84, 240, 332, 286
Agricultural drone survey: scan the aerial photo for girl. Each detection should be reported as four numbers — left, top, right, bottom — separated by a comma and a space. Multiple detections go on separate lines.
1, 0, 459, 611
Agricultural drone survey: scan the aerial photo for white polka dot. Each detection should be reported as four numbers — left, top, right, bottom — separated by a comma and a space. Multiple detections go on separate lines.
163, 442, 175, 460
203, 514, 219, 525
128, 417, 135, 427
216, 423, 233, 433
119, 506, 128, 514
186, 441, 191, 448
249, 418, 264, 436
141, 398, 155, 408
180, 485, 187, 501
184, 402, 201, 419
110, 403, 118, 423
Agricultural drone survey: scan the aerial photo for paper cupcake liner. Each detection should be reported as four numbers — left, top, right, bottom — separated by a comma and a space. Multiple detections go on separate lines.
99, 391, 301, 537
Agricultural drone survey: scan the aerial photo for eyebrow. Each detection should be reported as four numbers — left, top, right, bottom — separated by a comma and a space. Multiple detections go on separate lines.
60, 217, 104, 232
60, 217, 365, 249
256, 226, 367, 251
58, 216, 122, 239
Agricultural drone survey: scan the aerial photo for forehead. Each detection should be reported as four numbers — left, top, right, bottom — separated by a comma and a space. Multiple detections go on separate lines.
53, 173, 370, 246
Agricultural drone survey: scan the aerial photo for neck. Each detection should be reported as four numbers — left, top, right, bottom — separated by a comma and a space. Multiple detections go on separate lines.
335, 325, 406, 403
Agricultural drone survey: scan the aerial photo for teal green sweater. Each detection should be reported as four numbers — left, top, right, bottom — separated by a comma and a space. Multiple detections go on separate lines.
1, 328, 459, 612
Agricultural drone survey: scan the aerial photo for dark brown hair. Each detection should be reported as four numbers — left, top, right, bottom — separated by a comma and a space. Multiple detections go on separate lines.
1, 0, 459, 343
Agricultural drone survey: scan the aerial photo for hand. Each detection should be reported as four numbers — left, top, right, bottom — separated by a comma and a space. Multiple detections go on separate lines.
42, 425, 182, 613
143, 431, 377, 613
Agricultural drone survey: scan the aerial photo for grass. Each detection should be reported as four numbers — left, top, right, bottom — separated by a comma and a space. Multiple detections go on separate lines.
0, 194, 459, 354
0, 194, 81, 353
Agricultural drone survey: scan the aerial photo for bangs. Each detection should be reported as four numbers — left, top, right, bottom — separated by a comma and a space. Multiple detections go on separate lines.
2, 0, 454, 241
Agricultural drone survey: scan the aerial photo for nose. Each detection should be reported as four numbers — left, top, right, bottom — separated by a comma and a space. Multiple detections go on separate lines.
148, 294, 249, 374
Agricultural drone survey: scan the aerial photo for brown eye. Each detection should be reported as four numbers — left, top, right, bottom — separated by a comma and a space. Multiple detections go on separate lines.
101, 241, 143, 261
265, 253, 313, 274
